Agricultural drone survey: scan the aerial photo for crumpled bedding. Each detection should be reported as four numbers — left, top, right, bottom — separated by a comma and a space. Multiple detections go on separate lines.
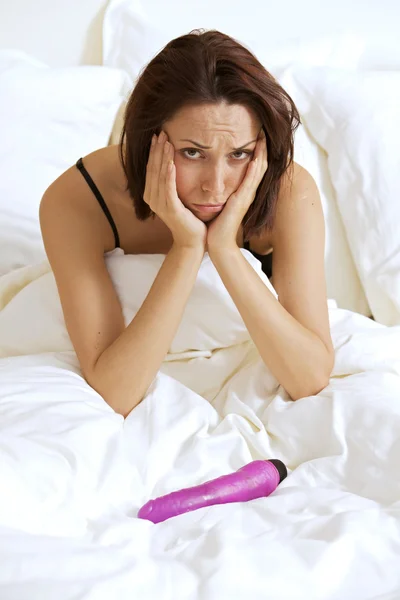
1, 248, 400, 600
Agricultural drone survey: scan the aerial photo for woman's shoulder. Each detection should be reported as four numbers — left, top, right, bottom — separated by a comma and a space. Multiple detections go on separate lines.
279, 161, 313, 189
281, 161, 316, 195
77, 144, 128, 196
40, 144, 135, 253
250, 162, 316, 253
44, 144, 127, 205
270, 161, 321, 246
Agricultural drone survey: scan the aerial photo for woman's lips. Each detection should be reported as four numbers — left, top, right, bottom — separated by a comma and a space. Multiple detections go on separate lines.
193, 204, 224, 214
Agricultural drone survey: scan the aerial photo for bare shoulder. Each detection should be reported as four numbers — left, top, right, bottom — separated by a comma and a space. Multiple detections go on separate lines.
40, 144, 173, 255
78, 144, 128, 196
247, 162, 316, 254
44, 144, 127, 205
40, 145, 134, 254
279, 161, 318, 207
270, 162, 321, 246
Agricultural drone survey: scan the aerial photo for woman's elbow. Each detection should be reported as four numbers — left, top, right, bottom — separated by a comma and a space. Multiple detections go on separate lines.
290, 367, 332, 402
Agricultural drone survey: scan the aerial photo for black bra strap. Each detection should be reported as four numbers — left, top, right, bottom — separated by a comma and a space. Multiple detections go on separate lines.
76, 157, 120, 249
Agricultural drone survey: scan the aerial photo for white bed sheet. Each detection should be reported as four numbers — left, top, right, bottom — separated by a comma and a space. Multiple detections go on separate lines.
1, 251, 400, 599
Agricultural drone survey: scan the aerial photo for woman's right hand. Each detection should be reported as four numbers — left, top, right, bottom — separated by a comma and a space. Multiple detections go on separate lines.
144, 131, 207, 250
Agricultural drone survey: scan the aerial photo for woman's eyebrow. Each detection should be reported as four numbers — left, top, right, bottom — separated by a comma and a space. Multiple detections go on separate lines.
179, 138, 258, 150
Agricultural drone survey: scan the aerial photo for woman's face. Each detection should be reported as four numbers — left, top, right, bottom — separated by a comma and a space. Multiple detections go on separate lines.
163, 102, 262, 221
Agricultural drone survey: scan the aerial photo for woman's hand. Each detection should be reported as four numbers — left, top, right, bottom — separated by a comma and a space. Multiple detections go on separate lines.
144, 131, 207, 250
206, 128, 268, 252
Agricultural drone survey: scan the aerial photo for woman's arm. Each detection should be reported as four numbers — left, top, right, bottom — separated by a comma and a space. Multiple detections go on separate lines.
40, 180, 204, 419
209, 165, 334, 401
93, 243, 204, 416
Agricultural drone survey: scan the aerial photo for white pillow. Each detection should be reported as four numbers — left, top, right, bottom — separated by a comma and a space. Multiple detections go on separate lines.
357, 34, 400, 70
0, 249, 276, 358
0, 50, 129, 275
103, 0, 364, 82
282, 66, 400, 326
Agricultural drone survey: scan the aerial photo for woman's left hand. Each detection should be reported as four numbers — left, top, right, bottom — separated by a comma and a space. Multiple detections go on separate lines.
206, 128, 268, 252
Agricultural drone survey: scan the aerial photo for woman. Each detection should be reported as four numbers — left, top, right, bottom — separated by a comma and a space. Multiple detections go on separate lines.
39, 29, 334, 418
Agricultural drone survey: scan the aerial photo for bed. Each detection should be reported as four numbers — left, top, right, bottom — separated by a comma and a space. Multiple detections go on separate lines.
1, 1, 400, 598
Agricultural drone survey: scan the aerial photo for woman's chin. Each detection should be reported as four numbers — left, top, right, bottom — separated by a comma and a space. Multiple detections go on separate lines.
190, 208, 220, 221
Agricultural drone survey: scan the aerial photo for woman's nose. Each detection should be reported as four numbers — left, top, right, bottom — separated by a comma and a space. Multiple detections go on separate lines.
201, 164, 226, 196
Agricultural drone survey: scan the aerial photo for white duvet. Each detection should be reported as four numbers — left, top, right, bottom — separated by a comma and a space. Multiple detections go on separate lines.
1, 249, 400, 600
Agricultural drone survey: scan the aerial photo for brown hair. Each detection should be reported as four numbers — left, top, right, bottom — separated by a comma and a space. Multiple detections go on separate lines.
119, 29, 300, 241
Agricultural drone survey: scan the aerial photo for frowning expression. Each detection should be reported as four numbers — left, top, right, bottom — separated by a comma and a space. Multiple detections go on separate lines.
163, 101, 262, 220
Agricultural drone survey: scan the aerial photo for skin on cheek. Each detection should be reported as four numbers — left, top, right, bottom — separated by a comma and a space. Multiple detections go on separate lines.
174, 160, 200, 206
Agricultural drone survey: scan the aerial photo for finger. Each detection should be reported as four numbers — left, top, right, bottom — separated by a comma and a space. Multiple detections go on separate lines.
144, 133, 162, 202
255, 129, 268, 176
243, 158, 259, 192
159, 140, 174, 210
166, 158, 179, 211
154, 131, 168, 187
233, 158, 259, 205
165, 152, 183, 213
145, 131, 167, 207
144, 134, 157, 204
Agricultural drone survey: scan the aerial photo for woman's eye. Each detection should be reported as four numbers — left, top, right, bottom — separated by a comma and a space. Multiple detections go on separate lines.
182, 149, 201, 159
232, 151, 252, 160
181, 149, 252, 160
